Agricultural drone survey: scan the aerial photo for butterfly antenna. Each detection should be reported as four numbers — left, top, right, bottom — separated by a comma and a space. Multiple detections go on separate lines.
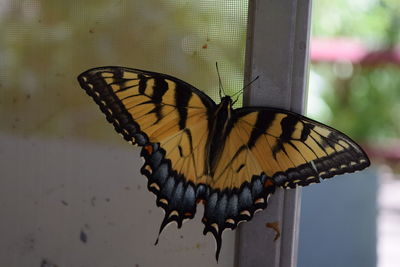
232, 75, 260, 105
216, 62, 225, 99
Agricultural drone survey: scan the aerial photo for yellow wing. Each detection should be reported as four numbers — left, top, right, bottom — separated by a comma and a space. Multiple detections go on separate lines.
78, 66, 217, 237
201, 107, 370, 257
78, 66, 215, 183
215, 107, 370, 189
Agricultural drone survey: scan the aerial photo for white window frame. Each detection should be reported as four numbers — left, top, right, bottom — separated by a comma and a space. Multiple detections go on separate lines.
235, 1, 312, 266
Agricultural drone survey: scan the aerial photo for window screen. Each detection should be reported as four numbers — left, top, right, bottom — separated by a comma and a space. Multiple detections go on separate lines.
0, 0, 248, 140
0, 1, 249, 267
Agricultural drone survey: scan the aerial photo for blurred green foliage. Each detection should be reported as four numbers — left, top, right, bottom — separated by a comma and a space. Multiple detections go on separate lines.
310, 64, 400, 142
309, 0, 400, 143
312, 0, 400, 46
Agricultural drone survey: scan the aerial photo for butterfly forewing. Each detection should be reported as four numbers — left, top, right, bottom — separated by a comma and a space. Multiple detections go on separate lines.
217, 108, 371, 189
79, 67, 214, 181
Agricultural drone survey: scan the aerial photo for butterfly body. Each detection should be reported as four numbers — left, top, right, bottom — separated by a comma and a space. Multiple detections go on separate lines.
78, 66, 370, 260
206, 96, 234, 176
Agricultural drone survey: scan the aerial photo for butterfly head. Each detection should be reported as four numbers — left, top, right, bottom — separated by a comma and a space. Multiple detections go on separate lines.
214, 96, 233, 122
220, 96, 233, 109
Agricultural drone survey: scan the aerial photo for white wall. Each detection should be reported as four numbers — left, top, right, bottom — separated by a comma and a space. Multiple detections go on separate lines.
0, 133, 235, 267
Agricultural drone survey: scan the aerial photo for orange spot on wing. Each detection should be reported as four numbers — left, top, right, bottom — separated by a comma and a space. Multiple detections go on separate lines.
264, 178, 274, 188
144, 145, 153, 155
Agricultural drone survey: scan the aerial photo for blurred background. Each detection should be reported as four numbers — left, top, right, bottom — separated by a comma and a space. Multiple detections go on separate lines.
301, 1, 400, 266
0, 0, 399, 267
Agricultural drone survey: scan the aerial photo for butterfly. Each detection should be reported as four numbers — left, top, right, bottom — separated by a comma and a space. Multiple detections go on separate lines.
78, 66, 370, 260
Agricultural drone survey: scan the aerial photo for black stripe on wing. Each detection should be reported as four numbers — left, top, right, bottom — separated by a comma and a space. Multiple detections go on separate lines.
234, 107, 370, 189
78, 68, 147, 145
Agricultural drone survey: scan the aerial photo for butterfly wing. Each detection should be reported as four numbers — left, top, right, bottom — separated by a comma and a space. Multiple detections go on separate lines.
78, 66, 217, 237
230, 107, 370, 187
201, 107, 370, 258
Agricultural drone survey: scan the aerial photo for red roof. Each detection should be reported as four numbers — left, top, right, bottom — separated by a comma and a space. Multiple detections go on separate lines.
310, 38, 400, 65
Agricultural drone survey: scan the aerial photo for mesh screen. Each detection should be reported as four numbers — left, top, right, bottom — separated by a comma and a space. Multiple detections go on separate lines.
0, 1, 249, 266
0, 0, 248, 140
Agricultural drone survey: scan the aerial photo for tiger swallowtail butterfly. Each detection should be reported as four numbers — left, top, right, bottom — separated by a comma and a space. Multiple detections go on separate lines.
78, 66, 370, 260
